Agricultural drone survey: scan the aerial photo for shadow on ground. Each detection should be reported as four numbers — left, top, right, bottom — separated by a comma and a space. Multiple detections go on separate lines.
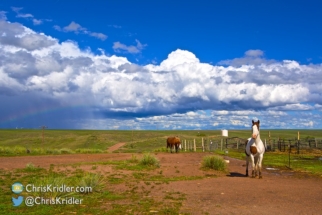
228, 172, 247, 177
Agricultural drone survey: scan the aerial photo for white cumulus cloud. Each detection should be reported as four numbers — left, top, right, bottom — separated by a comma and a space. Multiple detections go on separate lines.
0, 20, 322, 129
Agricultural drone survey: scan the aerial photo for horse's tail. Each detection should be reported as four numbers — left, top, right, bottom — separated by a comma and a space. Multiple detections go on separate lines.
245, 149, 250, 156
245, 139, 250, 156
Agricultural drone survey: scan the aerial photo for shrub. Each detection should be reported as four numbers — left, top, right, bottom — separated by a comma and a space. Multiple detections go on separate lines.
29, 175, 70, 199
31, 148, 46, 154
202, 155, 227, 171
60, 148, 74, 154
13, 146, 27, 154
78, 173, 105, 193
139, 153, 160, 167
0, 146, 26, 155
46, 149, 54, 154
52, 149, 61, 154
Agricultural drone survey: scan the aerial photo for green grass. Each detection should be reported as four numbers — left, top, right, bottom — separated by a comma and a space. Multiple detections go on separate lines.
0, 128, 321, 215
216, 149, 322, 175
28, 175, 73, 199
73, 155, 160, 171
0, 154, 189, 215
0, 146, 105, 156
0, 156, 189, 215
1, 129, 322, 155
139, 153, 160, 167
202, 155, 227, 171
1, 128, 321, 175
78, 173, 105, 193
23, 163, 44, 172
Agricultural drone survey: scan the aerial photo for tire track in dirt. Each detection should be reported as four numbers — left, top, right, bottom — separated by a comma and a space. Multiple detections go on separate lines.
108, 142, 126, 152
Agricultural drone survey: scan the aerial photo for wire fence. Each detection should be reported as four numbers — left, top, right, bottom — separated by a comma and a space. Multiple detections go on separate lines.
180, 137, 322, 169
181, 137, 322, 152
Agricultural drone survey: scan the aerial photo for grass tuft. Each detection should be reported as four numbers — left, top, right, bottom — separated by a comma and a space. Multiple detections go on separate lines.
29, 175, 71, 199
78, 173, 105, 193
24, 162, 41, 172
139, 153, 160, 168
129, 154, 139, 163
60, 148, 74, 154
202, 155, 227, 171
154, 147, 167, 152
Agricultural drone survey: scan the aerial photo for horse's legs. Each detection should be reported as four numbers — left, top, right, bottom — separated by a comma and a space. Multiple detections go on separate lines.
250, 155, 255, 178
258, 154, 264, 179
254, 156, 259, 177
245, 155, 249, 176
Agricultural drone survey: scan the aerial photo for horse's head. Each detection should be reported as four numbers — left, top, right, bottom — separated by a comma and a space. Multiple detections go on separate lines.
175, 136, 181, 143
251, 120, 260, 139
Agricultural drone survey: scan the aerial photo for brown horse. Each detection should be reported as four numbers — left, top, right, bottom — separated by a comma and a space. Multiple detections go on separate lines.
166, 136, 181, 153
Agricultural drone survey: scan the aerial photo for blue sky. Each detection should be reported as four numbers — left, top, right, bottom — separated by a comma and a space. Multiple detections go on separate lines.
0, 0, 322, 130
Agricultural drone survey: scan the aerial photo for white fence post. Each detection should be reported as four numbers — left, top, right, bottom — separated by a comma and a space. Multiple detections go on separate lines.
202, 138, 204, 152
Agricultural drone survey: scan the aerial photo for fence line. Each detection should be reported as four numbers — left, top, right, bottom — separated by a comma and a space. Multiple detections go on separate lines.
180, 137, 322, 153
178, 136, 322, 170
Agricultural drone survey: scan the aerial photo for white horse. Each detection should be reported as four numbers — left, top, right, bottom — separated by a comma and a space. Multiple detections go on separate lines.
245, 120, 265, 178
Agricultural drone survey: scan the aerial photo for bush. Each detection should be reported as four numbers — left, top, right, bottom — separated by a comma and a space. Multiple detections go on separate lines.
202, 155, 227, 171
60, 148, 75, 154
52, 149, 61, 154
29, 175, 70, 199
31, 148, 46, 154
13, 146, 27, 154
78, 173, 105, 193
139, 153, 160, 167
0, 146, 26, 155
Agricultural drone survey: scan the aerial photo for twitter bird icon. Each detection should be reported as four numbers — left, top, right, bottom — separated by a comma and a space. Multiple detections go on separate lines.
12, 196, 23, 206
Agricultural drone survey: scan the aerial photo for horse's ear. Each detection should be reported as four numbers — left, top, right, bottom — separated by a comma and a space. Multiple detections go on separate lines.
252, 120, 254, 124
258, 120, 260, 124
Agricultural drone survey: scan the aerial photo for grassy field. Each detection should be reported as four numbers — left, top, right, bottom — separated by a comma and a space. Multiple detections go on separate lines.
1, 129, 322, 154
0, 154, 188, 214
1, 129, 321, 175
1, 129, 322, 214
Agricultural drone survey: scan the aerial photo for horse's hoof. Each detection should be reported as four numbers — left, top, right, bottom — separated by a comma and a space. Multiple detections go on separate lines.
259, 176, 263, 179
251, 170, 255, 178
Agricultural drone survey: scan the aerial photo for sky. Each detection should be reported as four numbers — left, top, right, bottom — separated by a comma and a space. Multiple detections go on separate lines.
0, 0, 322, 130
